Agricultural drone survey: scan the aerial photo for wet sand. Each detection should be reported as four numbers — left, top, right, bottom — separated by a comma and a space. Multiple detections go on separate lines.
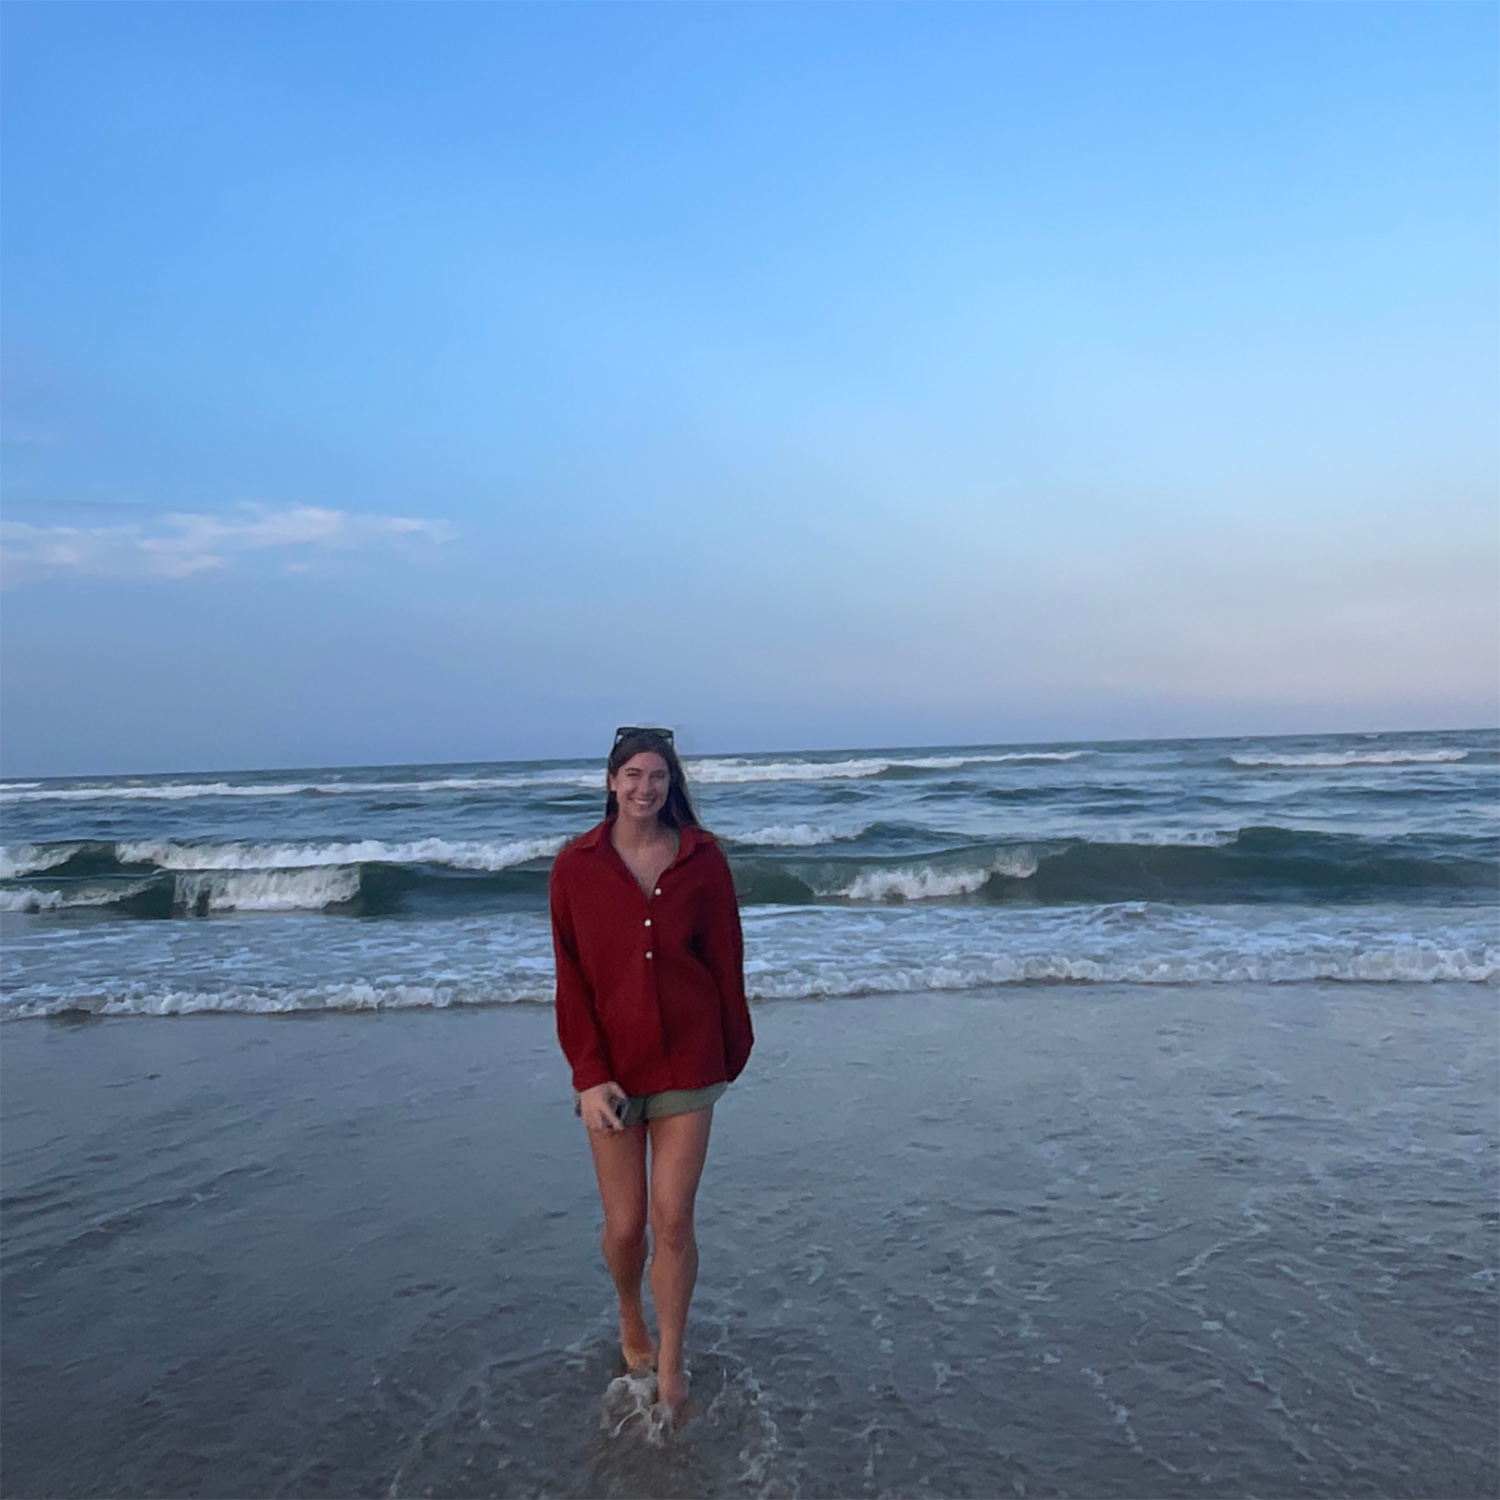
3, 984, 1496, 1498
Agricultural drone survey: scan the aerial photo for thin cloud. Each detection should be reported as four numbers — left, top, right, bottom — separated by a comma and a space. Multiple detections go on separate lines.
0, 504, 456, 586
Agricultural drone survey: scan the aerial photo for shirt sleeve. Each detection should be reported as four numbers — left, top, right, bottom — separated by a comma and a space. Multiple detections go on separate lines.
700, 843, 754, 1082
550, 860, 614, 1092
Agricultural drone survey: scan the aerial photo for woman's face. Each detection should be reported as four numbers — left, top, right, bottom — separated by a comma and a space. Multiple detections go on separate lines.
609, 751, 671, 824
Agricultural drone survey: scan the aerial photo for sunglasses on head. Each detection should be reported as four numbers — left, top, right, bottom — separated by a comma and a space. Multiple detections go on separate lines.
613, 726, 675, 746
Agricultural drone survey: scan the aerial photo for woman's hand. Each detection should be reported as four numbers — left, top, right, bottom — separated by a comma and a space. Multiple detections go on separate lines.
579, 1081, 630, 1133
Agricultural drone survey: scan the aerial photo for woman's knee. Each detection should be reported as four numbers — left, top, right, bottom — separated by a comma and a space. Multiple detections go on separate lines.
649, 1206, 696, 1256
602, 1213, 647, 1257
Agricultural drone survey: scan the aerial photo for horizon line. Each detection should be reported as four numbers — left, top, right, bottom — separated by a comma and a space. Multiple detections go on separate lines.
2, 723, 1494, 786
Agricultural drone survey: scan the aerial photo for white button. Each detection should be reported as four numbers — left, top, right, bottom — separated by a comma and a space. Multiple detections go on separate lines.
645, 950, 653, 959
644, 918, 652, 927
653, 887, 661, 896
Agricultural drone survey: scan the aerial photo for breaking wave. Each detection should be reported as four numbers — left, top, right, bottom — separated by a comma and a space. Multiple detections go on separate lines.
0, 843, 80, 880
725, 823, 868, 847
0, 836, 566, 917
0, 880, 158, 914
0, 773, 597, 803
113, 835, 566, 873
729, 827, 1497, 907
172, 867, 364, 913
842, 848, 1041, 901
4, 826, 1494, 917
689, 751, 1085, 785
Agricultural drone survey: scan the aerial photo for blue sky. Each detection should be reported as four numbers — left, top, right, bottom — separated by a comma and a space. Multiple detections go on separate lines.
3, 2, 1495, 775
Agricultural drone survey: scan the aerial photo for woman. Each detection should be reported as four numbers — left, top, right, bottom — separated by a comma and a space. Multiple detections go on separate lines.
550, 727, 753, 1417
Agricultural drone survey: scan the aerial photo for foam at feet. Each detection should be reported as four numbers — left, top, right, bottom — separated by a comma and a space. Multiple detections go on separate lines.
599, 1367, 672, 1446
343, 1320, 787, 1500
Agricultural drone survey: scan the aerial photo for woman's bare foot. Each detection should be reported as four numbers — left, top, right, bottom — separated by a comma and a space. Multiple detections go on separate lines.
655, 1364, 689, 1418
620, 1307, 656, 1371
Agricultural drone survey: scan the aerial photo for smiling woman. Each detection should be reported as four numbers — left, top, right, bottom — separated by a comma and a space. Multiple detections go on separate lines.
548, 726, 754, 1421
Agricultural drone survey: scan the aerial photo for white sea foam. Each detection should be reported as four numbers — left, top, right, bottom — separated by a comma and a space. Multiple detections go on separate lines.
0, 880, 155, 913
2, 780, 338, 803
1089, 827, 1237, 847
0, 887, 63, 912
3, 978, 549, 1019
0, 843, 80, 879
5, 936, 1492, 1019
172, 867, 363, 912
688, 751, 1085, 785
689, 757, 894, 784
728, 823, 866, 847
844, 866, 994, 901
0, 773, 598, 803
599, 1369, 673, 1446
982, 826, 1237, 849
839, 849, 1041, 901
117, 835, 566, 873
744, 943, 1500, 998
896, 751, 1087, 768
1232, 749, 1470, 768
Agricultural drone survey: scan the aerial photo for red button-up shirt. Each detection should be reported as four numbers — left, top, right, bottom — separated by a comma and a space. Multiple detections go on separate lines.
550, 818, 754, 1096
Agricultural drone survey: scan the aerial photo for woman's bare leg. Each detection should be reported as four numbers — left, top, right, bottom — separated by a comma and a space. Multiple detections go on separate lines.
646, 1106, 714, 1413
587, 1123, 654, 1370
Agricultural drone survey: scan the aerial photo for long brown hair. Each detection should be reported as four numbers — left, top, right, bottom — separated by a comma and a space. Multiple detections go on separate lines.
605, 729, 701, 829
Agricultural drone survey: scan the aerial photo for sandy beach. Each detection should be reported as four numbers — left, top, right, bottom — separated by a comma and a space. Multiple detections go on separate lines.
3, 982, 1495, 1498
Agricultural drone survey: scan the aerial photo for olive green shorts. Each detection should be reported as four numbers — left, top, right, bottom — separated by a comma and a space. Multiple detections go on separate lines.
574, 1080, 728, 1127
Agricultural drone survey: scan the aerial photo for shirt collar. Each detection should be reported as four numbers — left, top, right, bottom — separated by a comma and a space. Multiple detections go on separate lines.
574, 820, 609, 850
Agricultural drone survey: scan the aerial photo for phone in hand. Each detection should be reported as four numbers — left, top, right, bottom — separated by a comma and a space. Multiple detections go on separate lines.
611, 1093, 630, 1123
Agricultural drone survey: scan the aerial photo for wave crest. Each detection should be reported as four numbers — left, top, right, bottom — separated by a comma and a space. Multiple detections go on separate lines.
1232, 749, 1470, 768
727, 823, 866, 848
689, 750, 1085, 785
0, 773, 598, 803
842, 849, 1041, 902
172, 867, 363, 913
0, 880, 157, 914
115, 835, 565, 873
0, 843, 80, 880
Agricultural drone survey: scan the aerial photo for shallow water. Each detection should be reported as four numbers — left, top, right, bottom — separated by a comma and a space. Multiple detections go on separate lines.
3, 985, 1495, 1498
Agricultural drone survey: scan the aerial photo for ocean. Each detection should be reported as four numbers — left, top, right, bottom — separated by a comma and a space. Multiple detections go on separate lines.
2, 727, 1496, 1017
3, 727, 1497, 1498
